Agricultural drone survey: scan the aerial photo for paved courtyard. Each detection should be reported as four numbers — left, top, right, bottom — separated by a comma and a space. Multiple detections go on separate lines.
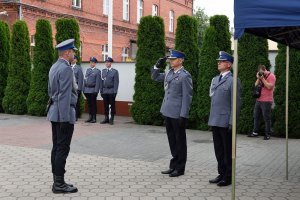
0, 113, 299, 200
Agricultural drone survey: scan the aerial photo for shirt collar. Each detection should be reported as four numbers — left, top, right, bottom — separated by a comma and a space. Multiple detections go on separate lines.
174, 66, 183, 74
220, 71, 230, 77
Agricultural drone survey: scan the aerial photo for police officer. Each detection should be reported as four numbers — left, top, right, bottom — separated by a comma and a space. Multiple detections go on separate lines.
208, 51, 241, 186
47, 39, 78, 193
100, 57, 119, 125
83, 57, 101, 123
71, 55, 84, 121
151, 50, 193, 177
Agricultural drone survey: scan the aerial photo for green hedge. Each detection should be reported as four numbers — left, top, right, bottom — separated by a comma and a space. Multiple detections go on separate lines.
27, 19, 54, 116
55, 18, 83, 116
174, 15, 199, 128
273, 45, 300, 138
196, 15, 231, 130
55, 18, 80, 61
0, 21, 10, 112
131, 16, 166, 125
238, 33, 269, 134
2, 20, 31, 114
196, 27, 218, 130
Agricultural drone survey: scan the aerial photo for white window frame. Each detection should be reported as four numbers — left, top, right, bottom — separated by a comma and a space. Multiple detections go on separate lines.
72, 0, 81, 8
102, 44, 109, 61
121, 47, 129, 62
137, 0, 143, 23
103, 0, 109, 15
169, 10, 174, 32
123, 0, 130, 21
152, 4, 158, 16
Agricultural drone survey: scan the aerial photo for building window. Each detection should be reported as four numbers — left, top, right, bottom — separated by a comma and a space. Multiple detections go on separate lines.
123, 0, 129, 21
169, 10, 174, 32
130, 41, 137, 60
103, 0, 109, 15
102, 44, 108, 61
137, 0, 143, 23
152, 4, 158, 16
121, 47, 129, 62
72, 0, 81, 8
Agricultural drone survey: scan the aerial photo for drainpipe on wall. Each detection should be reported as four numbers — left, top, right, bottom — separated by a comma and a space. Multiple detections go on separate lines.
192, 0, 194, 15
108, 0, 113, 58
19, 0, 22, 20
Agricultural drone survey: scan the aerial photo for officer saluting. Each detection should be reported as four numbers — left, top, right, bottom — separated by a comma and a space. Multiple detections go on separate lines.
100, 57, 119, 125
83, 57, 101, 123
71, 55, 84, 121
47, 39, 78, 193
151, 50, 193, 177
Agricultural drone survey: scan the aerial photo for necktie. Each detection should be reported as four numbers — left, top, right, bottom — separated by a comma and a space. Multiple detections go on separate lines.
219, 75, 223, 82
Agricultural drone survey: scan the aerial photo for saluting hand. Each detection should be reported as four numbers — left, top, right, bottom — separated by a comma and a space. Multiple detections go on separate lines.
155, 56, 168, 68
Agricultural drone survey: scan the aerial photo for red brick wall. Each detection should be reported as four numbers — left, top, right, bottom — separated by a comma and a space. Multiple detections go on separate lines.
1, 0, 193, 62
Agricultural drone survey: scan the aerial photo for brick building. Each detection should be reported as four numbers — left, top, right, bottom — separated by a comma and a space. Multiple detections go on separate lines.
0, 0, 193, 62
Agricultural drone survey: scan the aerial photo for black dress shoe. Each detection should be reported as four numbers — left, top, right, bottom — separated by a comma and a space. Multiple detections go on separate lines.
264, 135, 270, 140
209, 175, 223, 184
217, 180, 231, 186
248, 133, 259, 137
169, 170, 184, 177
161, 168, 174, 174
52, 183, 78, 193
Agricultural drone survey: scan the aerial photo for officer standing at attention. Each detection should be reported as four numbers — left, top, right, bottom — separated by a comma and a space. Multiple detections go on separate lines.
71, 55, 84, 121
151, 50, 193, 177
208, 51, 241, 187
83, 57, 101, 123
47, 39, 78, 193
100, 57, 119, 125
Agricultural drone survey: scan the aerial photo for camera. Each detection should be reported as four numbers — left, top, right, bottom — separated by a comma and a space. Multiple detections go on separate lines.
258, 71, 264, 77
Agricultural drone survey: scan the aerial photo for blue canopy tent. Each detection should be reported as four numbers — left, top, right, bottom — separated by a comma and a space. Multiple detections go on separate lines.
232, 0, 300, 199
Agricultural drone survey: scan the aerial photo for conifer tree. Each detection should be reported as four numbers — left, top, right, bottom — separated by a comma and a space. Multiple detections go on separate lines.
2, 20, 31, 114
196, 15, 231, 130
273, 45, 300, 138
131, 16, 166, 125
0, 21, 10, 112
238, 33, 269, 134
27, 19, 54, 116
174, 15, 199, 128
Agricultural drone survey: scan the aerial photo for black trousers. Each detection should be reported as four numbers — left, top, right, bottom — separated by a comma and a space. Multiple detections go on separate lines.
75, 91, 82, 119
85, 93, 97, 115
51, 122, 74, 176
165, 117, 187, 172
101, 93, 116, 115
212, 126, 232, 181
253, 101, 272, 135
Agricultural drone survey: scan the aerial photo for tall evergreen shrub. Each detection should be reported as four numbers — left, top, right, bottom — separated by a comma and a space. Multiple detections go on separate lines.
55, 18, 84, 116
27, 19, 54, 116
174, 15, 199, 128
0, 21, 10, 112
238, 33, 269, 134
2, 20, 31, 114
273, 45, 300, 138
131, 16, 166, 125
196, 15, 231, 130
196, 27, 219, 130
55, 18, 80, 60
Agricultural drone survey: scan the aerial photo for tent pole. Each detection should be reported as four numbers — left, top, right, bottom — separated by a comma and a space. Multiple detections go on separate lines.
231, 39, 238, 200
285, 46, 289, 180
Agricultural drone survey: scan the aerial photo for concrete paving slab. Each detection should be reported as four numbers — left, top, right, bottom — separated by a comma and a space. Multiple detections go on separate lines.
0, 113, 299, 199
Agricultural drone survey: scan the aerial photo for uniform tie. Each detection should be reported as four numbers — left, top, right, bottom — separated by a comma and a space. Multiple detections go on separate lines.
219, 75, 223, 82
